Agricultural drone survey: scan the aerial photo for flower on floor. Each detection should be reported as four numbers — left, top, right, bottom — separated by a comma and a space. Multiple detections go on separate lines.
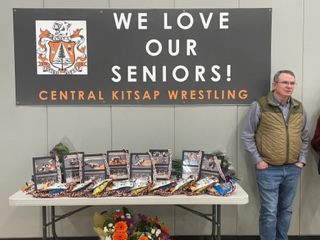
93, 207, 171, 240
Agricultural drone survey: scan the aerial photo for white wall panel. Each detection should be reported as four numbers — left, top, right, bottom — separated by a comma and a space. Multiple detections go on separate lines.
300, 0, 320, 235
111, 106, 174, 152
47, 107, 112, 153
240, 0, 304, 101
110, 0, 174, 8
174, 106, 238, 235
1, 0, 48, 238
175, 0, 239, 8
44, 0, 109, 8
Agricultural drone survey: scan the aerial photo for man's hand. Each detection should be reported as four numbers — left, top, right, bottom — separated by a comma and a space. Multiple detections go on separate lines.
295, 162, 304, 168
256, 160, 268, 169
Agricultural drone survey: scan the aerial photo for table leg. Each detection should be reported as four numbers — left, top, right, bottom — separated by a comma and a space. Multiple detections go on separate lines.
51, 206, 59, 239
211, 205, 221, 240
42, 206, 47, 240
217, 205, 221, 240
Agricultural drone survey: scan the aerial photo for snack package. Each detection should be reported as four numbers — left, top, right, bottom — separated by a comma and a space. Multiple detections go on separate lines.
130, 180, 150, 194
107, 180, 134, 191
191, 177, 217, 192
72, 179, 93, 192
92, 179, 112, 195
171, 178, 193, 193
149, 180, 175, 191
47, 183, 68, 194
20, 181, 34, 192
213, 182, 233, 195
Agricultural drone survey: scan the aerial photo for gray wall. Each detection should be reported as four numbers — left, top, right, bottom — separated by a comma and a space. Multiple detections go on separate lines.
1, 0, 320, 238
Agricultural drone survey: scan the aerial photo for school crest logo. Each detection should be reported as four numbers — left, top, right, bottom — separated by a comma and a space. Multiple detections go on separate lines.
36, 20, 87, 75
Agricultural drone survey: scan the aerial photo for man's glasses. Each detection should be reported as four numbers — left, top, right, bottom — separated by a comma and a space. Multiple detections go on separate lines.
276, 81, 297, 86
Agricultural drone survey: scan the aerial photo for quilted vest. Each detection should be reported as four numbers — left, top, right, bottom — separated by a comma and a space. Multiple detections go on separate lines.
255, 92, 304, 165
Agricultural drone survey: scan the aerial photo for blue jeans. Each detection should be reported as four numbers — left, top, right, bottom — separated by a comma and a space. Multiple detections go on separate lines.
255, 163, 302, 240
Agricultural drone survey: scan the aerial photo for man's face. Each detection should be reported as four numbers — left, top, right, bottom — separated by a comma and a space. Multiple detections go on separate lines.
272, 73, 296, 99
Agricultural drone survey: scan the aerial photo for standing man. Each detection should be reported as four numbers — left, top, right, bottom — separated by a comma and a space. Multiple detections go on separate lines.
241, 70, 309, 240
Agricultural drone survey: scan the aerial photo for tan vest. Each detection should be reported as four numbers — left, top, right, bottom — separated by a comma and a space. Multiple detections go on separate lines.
255, 92, 303, 165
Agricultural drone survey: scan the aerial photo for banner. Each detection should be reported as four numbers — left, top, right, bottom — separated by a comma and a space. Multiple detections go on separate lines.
13, 8, 272, 105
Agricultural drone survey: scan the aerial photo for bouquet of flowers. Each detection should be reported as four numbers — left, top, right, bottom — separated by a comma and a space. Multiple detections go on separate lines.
93, 207, 171, 240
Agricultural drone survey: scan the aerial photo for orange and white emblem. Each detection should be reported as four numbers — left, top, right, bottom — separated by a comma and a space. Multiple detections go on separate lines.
36, 20, 87, 75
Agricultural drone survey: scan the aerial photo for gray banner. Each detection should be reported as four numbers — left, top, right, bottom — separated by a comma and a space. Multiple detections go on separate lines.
13, 8, 272, 105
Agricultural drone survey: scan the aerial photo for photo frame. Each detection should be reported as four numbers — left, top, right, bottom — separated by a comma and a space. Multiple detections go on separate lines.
107, 150, 130, 181
82, 153, 107, 182
34, 173, 59, 190
130, 153, 152, 169
62, 152, 84, 183
131, 168, 152, 182
65, 169, 81, 183
149, 149, 172, 180
32, 156, 60, 190
109, 167, 129, 180
200, 154, 225, 181
130, 152, 153, 182
107, 149, 129, 167
83, 171, 107, 182
181, 150, 204, 180
149, 149, 171, 165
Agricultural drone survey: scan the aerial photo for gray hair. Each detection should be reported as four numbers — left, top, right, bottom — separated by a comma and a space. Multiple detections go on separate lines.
273, 70, 295, 82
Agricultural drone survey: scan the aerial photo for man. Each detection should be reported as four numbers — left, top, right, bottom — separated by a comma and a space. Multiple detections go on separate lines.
241, 70, 309, 240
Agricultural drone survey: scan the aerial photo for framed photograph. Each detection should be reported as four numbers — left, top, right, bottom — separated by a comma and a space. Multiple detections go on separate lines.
107, 149, 129, 166
200, 170, 221, 180
83, 154, 107, 181
154, 166, 170, 180
182, 165, 201, 180
149, 149, 171, 165
130, 153, 152, 169
83, 171, 107, 182
62, 152, 84, 183
65, 169, 81, 183
200, 154, 225, 180
33, 156, 57, 174
131, 168, 153, 182
109, 167, 129, 180
33, 156, 60, 190
149, 149, 172, 180
181, 150, 203, 180
182, 150, 203, 166
34, 173, 59, 190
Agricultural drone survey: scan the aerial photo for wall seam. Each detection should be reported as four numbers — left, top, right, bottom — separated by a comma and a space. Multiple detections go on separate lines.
299, 0, 306, 236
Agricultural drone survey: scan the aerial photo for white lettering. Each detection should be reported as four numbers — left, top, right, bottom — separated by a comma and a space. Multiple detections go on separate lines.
138, 13, 148, 29
173, 65, 189, 82
177, 12, 194, 30
199, 12, 214, 29
128, 66, 137, 82
211, 65, 221, 82
220, 12, 229, 29
111, 66, 121, 82
163, 13, 172, 29
113, 13, 132, 29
